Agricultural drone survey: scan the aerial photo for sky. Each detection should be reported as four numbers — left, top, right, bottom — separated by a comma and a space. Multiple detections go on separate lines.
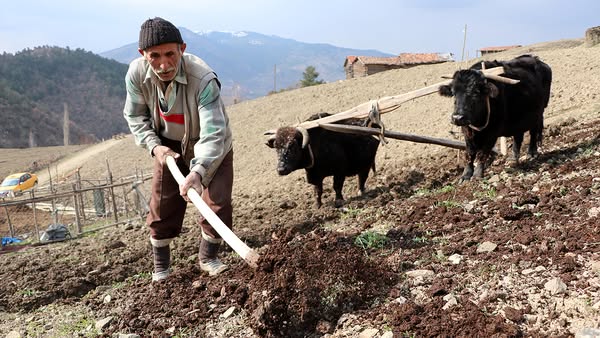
2, 0, 599, 60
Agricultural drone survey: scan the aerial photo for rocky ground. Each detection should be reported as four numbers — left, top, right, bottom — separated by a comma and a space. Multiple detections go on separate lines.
1, 38, 600, 337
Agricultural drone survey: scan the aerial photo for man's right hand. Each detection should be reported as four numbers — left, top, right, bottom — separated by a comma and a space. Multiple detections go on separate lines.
152, 145, 180, 166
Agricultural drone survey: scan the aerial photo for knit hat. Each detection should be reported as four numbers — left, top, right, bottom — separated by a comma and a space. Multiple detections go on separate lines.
139, 17, 183, 50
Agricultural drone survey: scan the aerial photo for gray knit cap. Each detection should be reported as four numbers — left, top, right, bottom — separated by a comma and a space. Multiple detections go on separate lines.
139, 17, 183, 50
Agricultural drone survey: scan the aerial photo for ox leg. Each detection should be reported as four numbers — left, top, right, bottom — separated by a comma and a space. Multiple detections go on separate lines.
474, 150, 494, 179
460, 151, 475, 182
313, 182, 324, 208
527, 128, 540, 160
333, 175, 346, 208
357, 168, 370, 196
511, 133, 524, 165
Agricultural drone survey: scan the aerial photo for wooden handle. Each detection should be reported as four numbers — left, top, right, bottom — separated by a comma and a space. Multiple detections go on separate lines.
165, 156, 259, 268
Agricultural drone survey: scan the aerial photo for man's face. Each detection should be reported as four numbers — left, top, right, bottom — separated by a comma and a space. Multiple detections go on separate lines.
139, 42, 187, 82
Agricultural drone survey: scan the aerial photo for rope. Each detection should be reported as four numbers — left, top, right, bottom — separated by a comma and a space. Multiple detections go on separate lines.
468, 96, 491, 131
469, 62, 492, 132
367, 101, 388, 144
305, 144, 315, 169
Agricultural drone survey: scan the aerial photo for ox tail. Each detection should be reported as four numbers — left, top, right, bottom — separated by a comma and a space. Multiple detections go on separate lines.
371, 161, 376, 175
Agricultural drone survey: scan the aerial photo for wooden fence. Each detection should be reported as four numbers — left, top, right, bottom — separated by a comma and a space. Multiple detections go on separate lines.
0, 163, 152, 243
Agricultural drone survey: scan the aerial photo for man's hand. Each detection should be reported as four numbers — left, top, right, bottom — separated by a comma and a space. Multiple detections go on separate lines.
152, 145, 180, 166
180, 171, 203, 202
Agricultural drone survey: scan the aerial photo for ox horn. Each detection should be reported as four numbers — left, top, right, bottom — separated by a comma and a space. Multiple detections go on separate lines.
264, 129, 276, 135
296, 127, 310, 148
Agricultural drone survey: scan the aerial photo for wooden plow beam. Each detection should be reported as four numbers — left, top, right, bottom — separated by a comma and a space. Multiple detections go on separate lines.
318, 123, 499, 154
278, 66, 509, 131
318, 123, 467, 150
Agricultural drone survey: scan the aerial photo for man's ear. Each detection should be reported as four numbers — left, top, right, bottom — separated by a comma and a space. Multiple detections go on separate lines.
180, 43, 187, 54
138, 48, 145, 56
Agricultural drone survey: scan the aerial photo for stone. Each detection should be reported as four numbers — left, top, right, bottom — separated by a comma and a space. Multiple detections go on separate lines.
477, 241, 497, 253
95, 317, 113, 332
544, 277, 567, 295
448, 254, 463, 265
576, 327, 600, 338
405, 269, 434, 278
220, 306, 236, 319
359, 328, 379, 338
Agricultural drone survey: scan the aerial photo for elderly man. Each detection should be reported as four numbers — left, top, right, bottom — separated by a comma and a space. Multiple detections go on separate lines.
123, 17, 234, 281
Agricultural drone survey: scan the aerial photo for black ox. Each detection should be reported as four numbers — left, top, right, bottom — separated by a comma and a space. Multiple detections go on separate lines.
266, 113, 379, 208
438, 54, 552, 181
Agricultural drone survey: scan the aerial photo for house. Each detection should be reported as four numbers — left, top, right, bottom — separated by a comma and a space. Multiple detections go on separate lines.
344, 53, 453, 79
477, 45, 522, 57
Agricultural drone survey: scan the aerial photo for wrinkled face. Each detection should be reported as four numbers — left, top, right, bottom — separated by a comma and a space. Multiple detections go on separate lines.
139, 42, 186, 82
439, 70, 489, 127
266, 127, 305, 175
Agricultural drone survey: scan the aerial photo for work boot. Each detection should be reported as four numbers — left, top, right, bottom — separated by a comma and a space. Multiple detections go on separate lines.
199, 235, 228, 276
150, 237, 173, 281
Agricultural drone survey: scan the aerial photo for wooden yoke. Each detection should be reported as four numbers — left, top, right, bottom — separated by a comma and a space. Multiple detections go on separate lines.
270, 66, 508, 132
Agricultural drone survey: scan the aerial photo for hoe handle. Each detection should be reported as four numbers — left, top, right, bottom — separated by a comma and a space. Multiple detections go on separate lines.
166, 156, 259, 268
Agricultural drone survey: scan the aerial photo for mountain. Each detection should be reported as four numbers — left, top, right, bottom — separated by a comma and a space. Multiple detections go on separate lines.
101, 28, 394, 100
0, 47, 129, 148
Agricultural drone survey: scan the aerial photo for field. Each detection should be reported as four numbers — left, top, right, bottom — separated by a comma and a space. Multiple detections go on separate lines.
1, 38, 600, 337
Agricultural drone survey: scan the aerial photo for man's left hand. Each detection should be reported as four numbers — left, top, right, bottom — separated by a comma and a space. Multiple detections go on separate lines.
180, 171, 203, 202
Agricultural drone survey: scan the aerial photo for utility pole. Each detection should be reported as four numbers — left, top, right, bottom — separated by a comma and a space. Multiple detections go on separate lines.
273, 64, 277, 92
63, 102, 69, 146
461, 24, 468, 63
28, 129, 36, 148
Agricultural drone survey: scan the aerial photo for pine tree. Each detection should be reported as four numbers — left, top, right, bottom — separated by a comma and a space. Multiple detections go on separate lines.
300, 66, 325, 87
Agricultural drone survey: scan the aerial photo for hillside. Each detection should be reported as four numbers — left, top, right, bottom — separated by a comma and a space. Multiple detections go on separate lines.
0, 47, 129, 148
1, 37, 600, 337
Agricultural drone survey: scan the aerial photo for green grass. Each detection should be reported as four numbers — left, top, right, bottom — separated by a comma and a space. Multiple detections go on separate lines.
473, 182, 497, 199
415, 184, 455, 197
340, 206, 362, 219
18, 289, 39, 297
354, 231, 388, 250
56, 317, 99, 337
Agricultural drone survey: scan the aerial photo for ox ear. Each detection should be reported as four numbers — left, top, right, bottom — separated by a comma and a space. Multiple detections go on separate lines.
438, 84, 453, 97
486, 82, 499, 98
266, 137, 276, 148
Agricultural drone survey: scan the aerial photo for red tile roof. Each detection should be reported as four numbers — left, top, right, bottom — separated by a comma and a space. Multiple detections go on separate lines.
345, 53, 452, 66
478, 45, 522, 52
398, 53, 449, 64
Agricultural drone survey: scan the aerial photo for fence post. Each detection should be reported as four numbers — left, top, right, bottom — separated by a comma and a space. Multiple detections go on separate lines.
75, 169, 86, 221
3, 205, 14, 237
48, 166, 58, 224
31, 190, 40, 242
106, 159, 119, 223
121, 178, 130, 217
72, 184, 82, 235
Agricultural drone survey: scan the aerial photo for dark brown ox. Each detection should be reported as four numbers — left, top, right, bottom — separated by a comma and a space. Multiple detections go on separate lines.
266, 113, 379, 208
439, 54, 552, 181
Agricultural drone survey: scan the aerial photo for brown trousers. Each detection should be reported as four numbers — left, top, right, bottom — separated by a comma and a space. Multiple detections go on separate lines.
146, 137, 233, 241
